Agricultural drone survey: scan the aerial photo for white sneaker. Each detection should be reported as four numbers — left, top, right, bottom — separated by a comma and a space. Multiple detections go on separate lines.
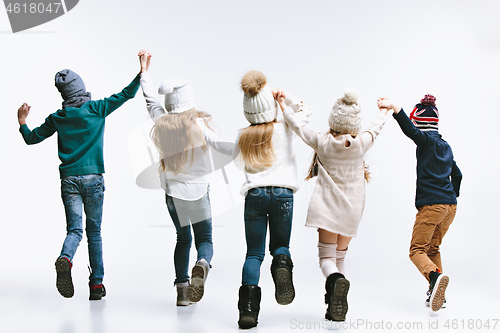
427, 272, 449, 312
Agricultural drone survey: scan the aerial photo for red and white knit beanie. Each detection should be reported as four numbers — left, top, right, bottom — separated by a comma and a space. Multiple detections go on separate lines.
410, 94, 439, 131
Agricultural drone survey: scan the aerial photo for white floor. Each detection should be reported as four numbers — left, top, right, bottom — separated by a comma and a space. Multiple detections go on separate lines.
1, 196, 499, 333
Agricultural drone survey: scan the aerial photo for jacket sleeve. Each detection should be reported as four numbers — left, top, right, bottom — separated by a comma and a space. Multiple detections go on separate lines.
19, 115, 56, 145
360, 112, 387, 153
393, 109, 428, 146
450, 160, 462, 197
91, 74, 141, 118
139, 72, 167, 121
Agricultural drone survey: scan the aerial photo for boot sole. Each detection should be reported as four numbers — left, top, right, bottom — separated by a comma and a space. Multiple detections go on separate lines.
238, 313, 258, 329
188, 265, 205, 302
274, 267, 295, 305
430, 274, 449, 312
55, 258, 74, 298
326, 277, 349, 322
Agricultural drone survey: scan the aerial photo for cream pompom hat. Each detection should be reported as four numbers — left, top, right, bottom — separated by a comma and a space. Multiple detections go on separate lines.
328, 88, 362, 134
241, 70, 278, 124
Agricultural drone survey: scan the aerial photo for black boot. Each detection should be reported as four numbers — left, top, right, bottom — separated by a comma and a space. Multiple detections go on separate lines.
270, 254, 295, 305
325, 272, 349, 322
238, 285, 261, 329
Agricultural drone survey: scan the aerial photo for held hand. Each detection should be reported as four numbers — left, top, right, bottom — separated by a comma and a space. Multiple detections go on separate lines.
377, 97, 401, 114
138, 49, 152, 73
271, 88, 280, 99
276, 91, 287, 112
18, 103, 31, 125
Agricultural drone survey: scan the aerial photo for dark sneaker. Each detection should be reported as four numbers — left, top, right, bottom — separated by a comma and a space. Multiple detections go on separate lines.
428, 271, 449, 312
270, 254, 295, 305
188, 259, 210, 303
89, 284, 106, 300
325, 272, 350, 322
55, 257, 74, 298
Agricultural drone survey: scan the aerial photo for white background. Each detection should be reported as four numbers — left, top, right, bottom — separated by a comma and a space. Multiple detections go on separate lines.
1, 1, 499, 332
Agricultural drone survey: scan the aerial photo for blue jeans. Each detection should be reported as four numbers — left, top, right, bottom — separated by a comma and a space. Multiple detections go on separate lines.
166, 193, 213, 284
242, 187, 294, 286
60, 174, 105, 286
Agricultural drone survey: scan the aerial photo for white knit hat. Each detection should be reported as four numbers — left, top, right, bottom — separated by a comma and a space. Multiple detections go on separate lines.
328, 88, 362, 134
158, 79, 195, 113
241, 70, 278, 124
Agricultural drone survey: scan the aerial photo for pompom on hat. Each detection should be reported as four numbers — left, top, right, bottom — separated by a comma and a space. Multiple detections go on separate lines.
241, 70, 278, 124
54, 69, 87, 101
410, 94, 439, 131
158, 79, 195, 113
328, 87, 362, 134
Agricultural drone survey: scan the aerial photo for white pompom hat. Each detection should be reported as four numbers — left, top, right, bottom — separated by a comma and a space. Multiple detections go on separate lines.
328, 88, 362, 134
158, 79, 195, 113
241, 70, 278, 124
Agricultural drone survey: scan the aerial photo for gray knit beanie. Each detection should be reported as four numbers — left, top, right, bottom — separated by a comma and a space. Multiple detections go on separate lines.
55, 69, 87, 100
328, 88, 362, 134
241, 70, 278, 125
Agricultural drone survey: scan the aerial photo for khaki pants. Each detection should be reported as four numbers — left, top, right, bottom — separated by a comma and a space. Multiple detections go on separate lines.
409, 204, 457, 282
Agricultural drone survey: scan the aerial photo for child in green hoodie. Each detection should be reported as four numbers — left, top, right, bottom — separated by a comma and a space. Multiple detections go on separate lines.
18, 64, 141, 300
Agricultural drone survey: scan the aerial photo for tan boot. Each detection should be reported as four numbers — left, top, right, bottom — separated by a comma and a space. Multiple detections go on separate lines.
176, 282, 190, 306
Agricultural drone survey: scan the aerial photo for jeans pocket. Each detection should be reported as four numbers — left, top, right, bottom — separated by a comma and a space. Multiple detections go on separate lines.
61, 179, 79, 206
84, 184, 104, 207
62, 193, 79, 206
244, 191, 263, 219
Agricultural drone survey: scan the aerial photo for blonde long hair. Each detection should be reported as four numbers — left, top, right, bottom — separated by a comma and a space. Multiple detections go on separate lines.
150, 108, 212, 175
237, 120, 276, 174
305, 130, 371, 182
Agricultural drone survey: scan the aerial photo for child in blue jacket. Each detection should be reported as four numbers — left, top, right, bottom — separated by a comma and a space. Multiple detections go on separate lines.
378, 95, 462, 311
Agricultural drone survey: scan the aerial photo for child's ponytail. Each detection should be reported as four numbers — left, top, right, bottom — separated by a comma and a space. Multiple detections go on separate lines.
305, 152, 319, 181
363, 161, 371, 183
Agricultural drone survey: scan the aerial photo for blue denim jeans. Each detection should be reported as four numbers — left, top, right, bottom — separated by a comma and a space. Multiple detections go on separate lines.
60, 174, 105, 286
166, 193, 213, 284
242, 187, 294, 286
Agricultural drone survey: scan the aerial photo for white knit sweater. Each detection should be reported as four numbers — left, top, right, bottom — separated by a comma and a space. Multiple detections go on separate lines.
237, 94, 312, 196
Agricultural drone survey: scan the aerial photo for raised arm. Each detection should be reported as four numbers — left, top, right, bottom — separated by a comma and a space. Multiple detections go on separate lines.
18, 103, 56, 145
91, 73, 141, 118
378, 98, 427, 146
359, 109, 388, 152
276, 90, 320, 150
198, 119, 235, 156
137, 51, 166, 121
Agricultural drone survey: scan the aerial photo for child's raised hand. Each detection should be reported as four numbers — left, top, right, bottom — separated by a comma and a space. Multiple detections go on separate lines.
138, 49, 152, 73
17, 103, 31, 125
377, 98, 401, 114
274, 89, 287, 112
